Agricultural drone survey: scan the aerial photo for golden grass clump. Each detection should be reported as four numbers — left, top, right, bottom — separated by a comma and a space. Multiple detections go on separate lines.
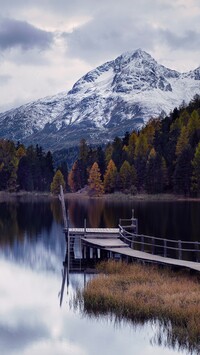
79, 260, 200, 352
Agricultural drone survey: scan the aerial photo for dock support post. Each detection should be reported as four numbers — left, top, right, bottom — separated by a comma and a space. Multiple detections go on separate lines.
97, 248, 101, 259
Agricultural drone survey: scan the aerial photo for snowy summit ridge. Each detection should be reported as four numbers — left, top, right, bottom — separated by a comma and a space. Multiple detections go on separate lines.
0, 49, 200, 150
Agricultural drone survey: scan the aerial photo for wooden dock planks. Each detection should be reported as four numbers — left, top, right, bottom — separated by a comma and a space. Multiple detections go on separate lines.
74, 229, 200, 273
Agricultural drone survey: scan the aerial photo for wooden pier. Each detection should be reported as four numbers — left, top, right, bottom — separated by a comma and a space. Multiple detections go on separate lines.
66, 226, 200, 273
59, 187, 200, 273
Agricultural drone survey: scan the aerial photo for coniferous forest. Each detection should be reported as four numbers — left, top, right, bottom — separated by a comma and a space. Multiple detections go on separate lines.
0, 95, 200, 196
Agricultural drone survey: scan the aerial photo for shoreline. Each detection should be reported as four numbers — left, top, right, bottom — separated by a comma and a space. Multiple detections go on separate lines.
0, 190, 200, 203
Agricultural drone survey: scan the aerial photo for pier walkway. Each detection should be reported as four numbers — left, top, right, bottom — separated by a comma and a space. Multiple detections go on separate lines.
66, 226, 200, 273
59, 186, 200, 273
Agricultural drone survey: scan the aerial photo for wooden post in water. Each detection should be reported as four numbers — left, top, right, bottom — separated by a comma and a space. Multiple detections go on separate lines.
59, 185, 70, 286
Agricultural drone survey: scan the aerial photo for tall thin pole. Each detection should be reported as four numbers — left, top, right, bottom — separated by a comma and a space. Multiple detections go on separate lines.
59, 185, 70, 289
59, 185, 68, 230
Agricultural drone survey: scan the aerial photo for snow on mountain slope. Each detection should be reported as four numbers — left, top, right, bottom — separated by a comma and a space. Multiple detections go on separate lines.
0, 49, 200, 150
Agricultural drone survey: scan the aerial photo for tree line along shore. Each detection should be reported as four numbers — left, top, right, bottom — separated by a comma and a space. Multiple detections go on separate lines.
0, 95, 200, 197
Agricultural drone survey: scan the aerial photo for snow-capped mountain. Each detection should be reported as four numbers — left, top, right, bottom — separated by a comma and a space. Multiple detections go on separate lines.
0, 49, 200, 150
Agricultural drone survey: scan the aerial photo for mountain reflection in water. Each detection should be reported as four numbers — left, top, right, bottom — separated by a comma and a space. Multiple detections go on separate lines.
0, 198, 199, 355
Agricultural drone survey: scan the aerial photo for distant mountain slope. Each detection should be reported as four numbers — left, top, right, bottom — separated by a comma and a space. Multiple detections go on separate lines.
0, 49, 200, 150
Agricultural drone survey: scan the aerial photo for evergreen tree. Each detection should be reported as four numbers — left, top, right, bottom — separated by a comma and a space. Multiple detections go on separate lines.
88, 162, 104, 196
103, 159, 117, 193
51, 170, 66, 195
191, 142, 200, 195
173, 145, 193, 195
134, 134, 148, 191
58, 161, 69, 191
119, 160, 137, 191
96, 146, 106, 178
112, 137, 123, 170
124, 132, 137, 164
105, 143, 113, 166
187, 110, 200, 148
0, 140, 18, 191
68, 160, 82, 192
17, 156, 33, 191
43, 151, 54, 191
175, 126, 189, 157
145, 149, 167, 194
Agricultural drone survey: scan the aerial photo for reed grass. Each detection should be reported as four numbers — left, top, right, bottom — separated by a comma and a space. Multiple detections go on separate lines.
76, 261, 200, 353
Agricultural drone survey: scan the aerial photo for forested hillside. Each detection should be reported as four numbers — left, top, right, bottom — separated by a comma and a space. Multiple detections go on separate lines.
68, 94, 200, 196
0, 95, 200, 196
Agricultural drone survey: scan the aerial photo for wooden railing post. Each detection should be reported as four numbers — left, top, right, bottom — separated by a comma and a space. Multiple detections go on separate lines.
178, 240, 182, 260
141, 235, 144, 252
131, 209, 134, 225
152, 238, 155, 255
195, 242, 199, 262
164, 239, 167, 258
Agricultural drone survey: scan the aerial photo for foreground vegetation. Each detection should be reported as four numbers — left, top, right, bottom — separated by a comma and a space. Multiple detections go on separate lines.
76, 261, 200, 353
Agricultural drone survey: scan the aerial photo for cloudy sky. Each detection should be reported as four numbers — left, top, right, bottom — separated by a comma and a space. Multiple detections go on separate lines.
0, 0, 200, 111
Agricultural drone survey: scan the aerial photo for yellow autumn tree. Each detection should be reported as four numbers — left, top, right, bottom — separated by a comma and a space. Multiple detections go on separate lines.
88, 162, 104, 196
50, 169, 66, 195
103, 159, 117, 193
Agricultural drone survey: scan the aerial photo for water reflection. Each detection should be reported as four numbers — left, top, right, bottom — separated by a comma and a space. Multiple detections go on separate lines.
0, 199, 200, 249
1, 256, 183, 355
0, 198, 199, 355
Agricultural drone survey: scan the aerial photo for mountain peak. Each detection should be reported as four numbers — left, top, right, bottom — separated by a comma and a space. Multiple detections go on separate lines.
119, 48, 153, 60
0, 49, 200, 150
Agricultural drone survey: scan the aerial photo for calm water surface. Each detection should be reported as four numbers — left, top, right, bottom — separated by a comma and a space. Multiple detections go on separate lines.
0, 198, 199, 355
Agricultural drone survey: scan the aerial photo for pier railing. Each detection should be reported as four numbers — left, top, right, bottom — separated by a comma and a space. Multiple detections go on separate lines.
119, 220, 200, 263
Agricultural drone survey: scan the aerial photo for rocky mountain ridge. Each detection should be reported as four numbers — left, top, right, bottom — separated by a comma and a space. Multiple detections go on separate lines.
0, 49, 200, 150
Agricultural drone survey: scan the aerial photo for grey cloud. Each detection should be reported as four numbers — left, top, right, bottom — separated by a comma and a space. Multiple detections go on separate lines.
0, 18, 54, 51
159, 29, 200, 50
65, 15, 158, 64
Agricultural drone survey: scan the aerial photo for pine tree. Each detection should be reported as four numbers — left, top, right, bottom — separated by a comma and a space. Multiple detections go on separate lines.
124, 132, 137, 164
79, 138, 88, 163
191, 142, 200, 195
173, 145, 193, 195
187, 110, 200, 147
50, 170, 66, 195
105, 143, 113, 166
68, 160, 82, 192
119, 160, 137, 191
145, 149, 167, 194
175, 126, 189, 157
134, 134, 148, 191
88, 162, 104, 196
103, 159, 117, 193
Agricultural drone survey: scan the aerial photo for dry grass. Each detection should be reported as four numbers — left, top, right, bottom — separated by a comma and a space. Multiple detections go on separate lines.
77, 261, 200, 353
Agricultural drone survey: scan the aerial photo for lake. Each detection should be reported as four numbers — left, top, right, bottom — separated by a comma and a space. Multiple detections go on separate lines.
0, 197, 199, 355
